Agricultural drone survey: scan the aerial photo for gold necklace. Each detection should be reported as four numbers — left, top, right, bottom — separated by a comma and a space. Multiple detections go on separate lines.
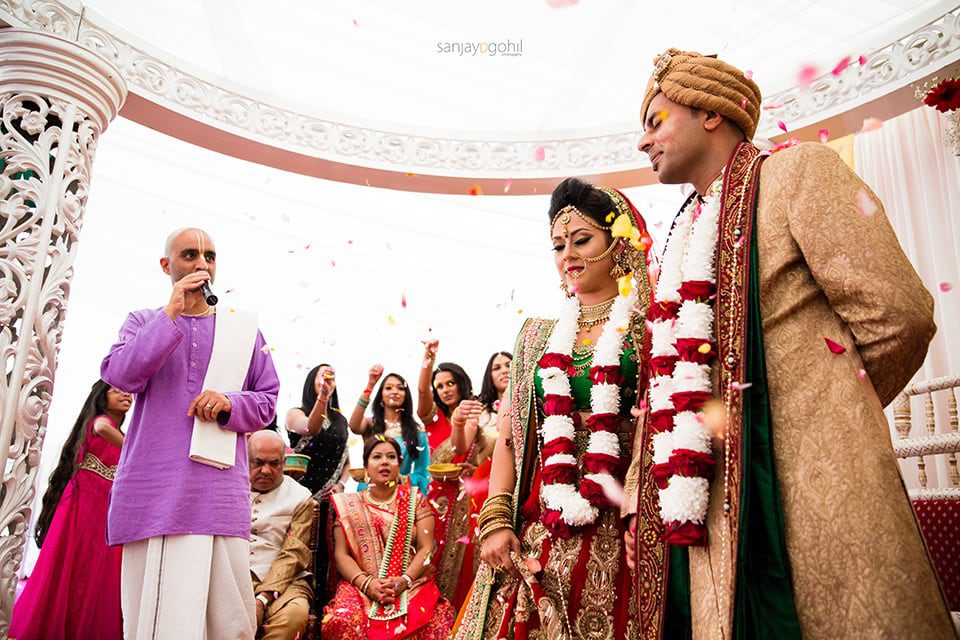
365, 486, 397, 507
577, 298, 615, 328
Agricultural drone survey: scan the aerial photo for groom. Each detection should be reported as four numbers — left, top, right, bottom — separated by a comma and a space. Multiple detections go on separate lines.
622, 49, 952, 639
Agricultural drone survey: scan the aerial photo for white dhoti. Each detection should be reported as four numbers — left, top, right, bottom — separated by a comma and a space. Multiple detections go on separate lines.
121, 534, 256, 640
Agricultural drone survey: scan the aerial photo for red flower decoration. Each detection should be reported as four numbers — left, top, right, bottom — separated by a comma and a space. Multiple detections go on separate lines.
543, 395, 575, 416
924, 78, 960, 113
542, 509, 573, 539
580, 477, 613, 509
541, 462, 577, 485
648, 409, 676, 434
538, 353, 574, 375
649, 355, 678, 376
649, 300, 681, 321
669, 449, 716, 480
651, 461, 673, 489
678, 280, 715, 302
663, 520, 707, 546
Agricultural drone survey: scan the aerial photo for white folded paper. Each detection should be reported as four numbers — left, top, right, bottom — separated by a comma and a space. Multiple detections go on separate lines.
189, 308, 258, 469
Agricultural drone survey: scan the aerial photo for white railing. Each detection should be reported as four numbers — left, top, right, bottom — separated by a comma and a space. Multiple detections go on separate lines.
892, 374, 960, 499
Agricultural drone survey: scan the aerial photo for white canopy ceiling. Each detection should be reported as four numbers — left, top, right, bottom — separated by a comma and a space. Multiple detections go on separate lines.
82, 0, 946, 135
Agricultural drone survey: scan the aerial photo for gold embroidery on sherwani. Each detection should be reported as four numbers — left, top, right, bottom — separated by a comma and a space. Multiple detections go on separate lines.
574, 509, 620, 640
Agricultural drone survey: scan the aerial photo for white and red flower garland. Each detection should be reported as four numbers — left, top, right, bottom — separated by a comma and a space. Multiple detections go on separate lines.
647, 179, 723, 546
537, 286, 638, 539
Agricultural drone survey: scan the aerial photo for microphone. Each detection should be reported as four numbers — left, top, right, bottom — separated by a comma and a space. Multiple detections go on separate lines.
200, 282, 218, 306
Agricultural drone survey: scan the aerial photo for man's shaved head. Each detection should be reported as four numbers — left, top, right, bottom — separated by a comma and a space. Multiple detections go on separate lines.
164, 227, 214, 258
248, 429, 286, 457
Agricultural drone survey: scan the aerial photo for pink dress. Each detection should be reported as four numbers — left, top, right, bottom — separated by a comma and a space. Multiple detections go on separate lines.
10, 415, 123, 640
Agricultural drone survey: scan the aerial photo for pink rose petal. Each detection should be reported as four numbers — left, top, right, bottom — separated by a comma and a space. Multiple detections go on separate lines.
744, 69, 754, 79
546, 0, 579, 6
831, 56, 851, 76
858, 54, 868, 66
740, 97, 748, 109
856, 188, 877, 217
798, 65, 818, 87
533, 146, 546, 162
503, 178, 512, 193
456, 535, 470, 544
824, 338, 847, 354
777, 120, 788, 133
763, 101, 786, 111
730, 381, 753, 391
860, 117, 884, 132
856, 369, 867, 380
401, 294, 407, 309
818, 128, 830, 143
939, 282, 953, 292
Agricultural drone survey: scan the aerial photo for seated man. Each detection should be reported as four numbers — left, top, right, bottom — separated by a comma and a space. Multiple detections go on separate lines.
248, 431, 315, 640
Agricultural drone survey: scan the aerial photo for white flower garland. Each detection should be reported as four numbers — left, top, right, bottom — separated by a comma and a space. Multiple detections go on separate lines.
647, 180, 723, 544
538, 286, 638, 534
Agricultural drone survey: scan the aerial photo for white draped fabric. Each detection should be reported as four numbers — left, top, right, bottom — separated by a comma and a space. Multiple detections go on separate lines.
855, 106, 960, 489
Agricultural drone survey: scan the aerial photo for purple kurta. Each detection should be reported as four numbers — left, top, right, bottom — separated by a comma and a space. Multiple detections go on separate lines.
101, 308, 279, 545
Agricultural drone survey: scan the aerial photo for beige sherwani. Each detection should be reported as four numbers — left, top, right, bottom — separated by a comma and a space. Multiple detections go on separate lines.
251, 475, 315, 640
685, 143, 954, 639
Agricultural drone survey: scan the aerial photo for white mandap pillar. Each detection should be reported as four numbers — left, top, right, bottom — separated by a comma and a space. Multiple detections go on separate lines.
0, 28, 126, 632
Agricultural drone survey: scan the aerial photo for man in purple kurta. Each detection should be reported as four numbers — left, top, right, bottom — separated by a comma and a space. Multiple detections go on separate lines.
101, 228, 279, 640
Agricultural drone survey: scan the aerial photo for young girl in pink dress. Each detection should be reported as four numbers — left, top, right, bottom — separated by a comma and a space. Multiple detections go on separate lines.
10, 380, 130, 640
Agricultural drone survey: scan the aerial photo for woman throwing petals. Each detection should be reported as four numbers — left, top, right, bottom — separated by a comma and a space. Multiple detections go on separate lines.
454, 178, 655, 640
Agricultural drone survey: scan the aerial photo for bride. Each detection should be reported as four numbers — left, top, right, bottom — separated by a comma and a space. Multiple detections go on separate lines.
454, 178, 654, 640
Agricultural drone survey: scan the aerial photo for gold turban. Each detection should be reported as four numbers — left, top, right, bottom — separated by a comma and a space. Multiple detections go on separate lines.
640, 48, 763, 140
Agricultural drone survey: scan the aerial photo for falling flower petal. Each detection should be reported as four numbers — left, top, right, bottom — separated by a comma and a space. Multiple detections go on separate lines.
860, 117, 884, 132
939, 282, 953, 292
831, 56, 851, 76
533, 146, 546, 162
856, 188, 877, 217
352, 18, 359, 26
387, 315, 396, 325
763, 101, 786, 111
777, 120, 788, 133
818, 128, 830, 143
329, 260, 336, 268
469, 185, 483, 196
456, 535, 470, 544
740, 97, 748, 109
401, 294, 407, 309
856, 369, 867, 380
824, 338, 847, 354
547, 0, 579, 6
656, 109, 669, 122
618, 274, 632, 298
697, 342, 712, 354
744, 69, 754, 79
798, 65, 818, 87
503, 178, 512, 193
730, 381, 753, 391
611, 213, 633, 238
858, 54, 868, 66
280, 214, 291, 223
260, 344, 270, 354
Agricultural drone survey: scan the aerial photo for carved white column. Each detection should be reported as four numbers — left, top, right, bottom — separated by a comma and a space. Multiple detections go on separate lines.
0, 28, 126, 633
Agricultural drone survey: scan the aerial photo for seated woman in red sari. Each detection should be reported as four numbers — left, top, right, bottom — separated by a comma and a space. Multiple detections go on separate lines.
324, 436, 454, 639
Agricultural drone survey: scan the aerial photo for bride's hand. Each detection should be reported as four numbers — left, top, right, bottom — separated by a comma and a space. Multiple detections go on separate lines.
480, 528, 521, 579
